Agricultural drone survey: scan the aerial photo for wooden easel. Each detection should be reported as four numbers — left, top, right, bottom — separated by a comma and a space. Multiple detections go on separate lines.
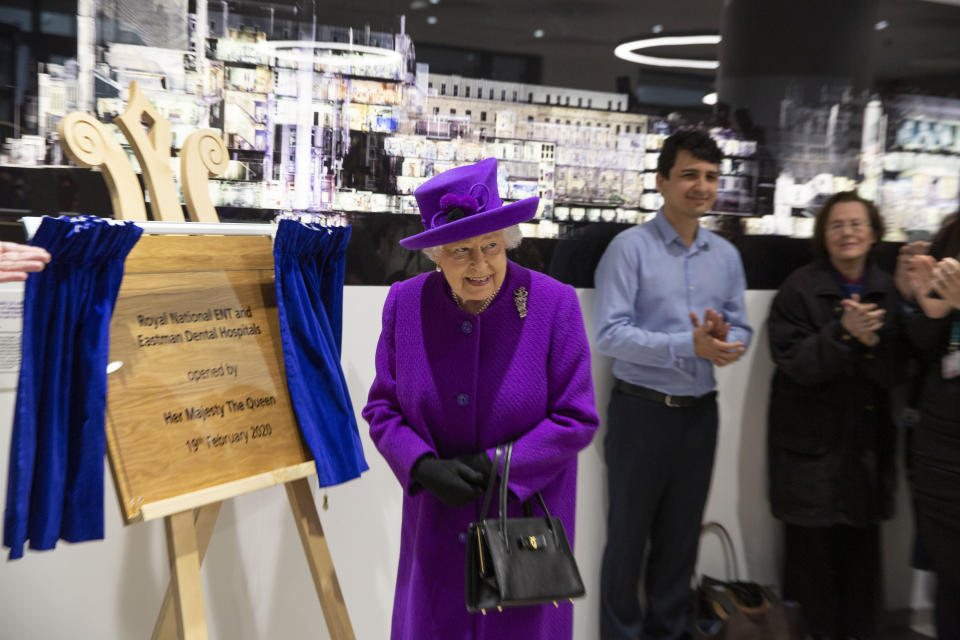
149, 478, 354, 640
47, 83, 358, 639
103, 233, 357, 640
17, 218, 364, 640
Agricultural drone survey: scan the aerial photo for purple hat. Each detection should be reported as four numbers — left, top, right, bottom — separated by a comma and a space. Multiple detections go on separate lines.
399, 157, 539, 250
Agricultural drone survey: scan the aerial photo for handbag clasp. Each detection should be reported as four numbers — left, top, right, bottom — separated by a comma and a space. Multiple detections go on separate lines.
520, 534, 547, 551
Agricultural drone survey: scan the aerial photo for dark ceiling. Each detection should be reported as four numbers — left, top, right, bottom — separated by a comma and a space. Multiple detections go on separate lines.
287, 0, 960, 97
4, 0, 959, 101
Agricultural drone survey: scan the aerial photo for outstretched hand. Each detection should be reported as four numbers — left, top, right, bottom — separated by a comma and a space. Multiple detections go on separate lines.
690, 310, 744, 367
0, 242, 50, 283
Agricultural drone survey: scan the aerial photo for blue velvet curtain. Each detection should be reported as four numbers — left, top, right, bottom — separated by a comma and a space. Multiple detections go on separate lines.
274, 220, 367, 486
4, 216, 142, 559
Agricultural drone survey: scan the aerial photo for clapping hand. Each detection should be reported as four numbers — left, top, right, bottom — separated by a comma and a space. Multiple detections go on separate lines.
908, 255, 953, 319
931, 257, 960, 310
0, 242, 50, 283
703, 308, 731, 341
895, 241, 931, 301
840, 294, 883, 347
691, 310, 745, 367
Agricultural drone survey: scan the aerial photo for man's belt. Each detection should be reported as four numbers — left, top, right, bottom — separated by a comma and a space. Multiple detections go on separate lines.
615, 379, 716, 408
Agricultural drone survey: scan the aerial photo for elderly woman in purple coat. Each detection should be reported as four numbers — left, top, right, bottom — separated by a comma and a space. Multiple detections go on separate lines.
362, 157, 599, 640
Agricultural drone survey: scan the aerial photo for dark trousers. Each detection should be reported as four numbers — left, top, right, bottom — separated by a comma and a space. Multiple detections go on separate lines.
783, 523, 884, 639
935, 572, 960, 640
600, 387, 718, 640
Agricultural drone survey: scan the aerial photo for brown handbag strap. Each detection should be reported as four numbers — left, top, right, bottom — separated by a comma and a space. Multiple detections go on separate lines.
701, 521, 739, 582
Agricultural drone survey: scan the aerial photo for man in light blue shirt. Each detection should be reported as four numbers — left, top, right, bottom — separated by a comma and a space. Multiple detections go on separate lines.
595, 130, 753, 640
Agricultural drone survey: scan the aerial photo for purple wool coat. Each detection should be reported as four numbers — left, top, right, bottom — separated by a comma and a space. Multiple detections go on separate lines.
363, 261, 599, 640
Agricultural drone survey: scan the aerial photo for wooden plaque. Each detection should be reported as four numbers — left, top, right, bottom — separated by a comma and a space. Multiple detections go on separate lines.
106, 235, 314, 523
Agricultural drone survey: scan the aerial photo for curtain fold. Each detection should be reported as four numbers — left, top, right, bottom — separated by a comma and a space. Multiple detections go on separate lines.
274, 220, 367, 487
4, 216, 142, 559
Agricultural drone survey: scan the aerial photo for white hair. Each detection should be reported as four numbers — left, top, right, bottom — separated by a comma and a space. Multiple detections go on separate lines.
422, 224, 523, 262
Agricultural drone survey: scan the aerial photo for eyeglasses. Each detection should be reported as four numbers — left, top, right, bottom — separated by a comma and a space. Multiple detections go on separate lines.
826, 220, 869, 234
444, 242, 502, 263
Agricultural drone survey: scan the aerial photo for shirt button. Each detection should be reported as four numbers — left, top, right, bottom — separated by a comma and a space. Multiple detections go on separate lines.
461, 320, 473, 334
457, 393, 470, 406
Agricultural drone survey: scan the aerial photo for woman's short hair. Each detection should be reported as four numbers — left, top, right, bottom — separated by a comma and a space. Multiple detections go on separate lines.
812, 191, 885, 259
422, 224, 523, 262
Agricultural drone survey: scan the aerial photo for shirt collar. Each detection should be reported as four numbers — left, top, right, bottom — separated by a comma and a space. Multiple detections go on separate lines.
653, 210, 709, 251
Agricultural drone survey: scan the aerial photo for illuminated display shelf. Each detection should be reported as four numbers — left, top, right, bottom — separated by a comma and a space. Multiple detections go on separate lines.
22, 23, 774, 232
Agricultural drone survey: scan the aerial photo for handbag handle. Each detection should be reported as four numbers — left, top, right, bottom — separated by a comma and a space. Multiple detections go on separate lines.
700, 521, 739, 582
479, 442, 558, 555
498, 443, 513, 546
478, 445, 504, 522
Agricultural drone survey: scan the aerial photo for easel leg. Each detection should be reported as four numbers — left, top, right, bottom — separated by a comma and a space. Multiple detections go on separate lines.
152, 503, 221, 640
286, 478, 356, 640
162, 509, 210, 640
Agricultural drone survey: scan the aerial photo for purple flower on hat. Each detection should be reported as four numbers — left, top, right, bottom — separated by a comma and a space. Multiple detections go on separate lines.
401, 158, 538, 249
438, 193, 479, 223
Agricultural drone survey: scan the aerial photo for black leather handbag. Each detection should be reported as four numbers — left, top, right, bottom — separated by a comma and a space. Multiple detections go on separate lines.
465, 442, 585, 614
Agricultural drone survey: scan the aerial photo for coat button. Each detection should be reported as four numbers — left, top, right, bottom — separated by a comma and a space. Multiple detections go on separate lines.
461, 320, 473, 334
457, 393, 470, 406
458, 531, 468, 544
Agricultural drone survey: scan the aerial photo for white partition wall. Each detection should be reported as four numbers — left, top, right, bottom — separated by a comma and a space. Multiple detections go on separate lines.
0, 286, 931, 639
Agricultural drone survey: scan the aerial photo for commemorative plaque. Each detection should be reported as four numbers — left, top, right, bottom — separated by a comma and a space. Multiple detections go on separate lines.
105, 234, 312, 522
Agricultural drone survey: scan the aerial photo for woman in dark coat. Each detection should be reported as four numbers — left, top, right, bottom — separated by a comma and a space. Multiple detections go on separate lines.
766, 192, 902, 640
901, 213, 960, 639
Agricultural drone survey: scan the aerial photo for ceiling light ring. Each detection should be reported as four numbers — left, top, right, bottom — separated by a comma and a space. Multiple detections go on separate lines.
614, 33, 721, 70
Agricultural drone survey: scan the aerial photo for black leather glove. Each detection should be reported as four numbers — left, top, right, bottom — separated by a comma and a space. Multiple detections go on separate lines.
411, 455, 485, 506
456, 451, 494, 488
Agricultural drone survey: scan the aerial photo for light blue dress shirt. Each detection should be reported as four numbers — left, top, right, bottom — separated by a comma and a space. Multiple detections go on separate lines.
593, 212, 753, 397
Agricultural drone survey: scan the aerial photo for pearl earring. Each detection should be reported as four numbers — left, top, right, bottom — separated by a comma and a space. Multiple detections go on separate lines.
436, 265, 442, 272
